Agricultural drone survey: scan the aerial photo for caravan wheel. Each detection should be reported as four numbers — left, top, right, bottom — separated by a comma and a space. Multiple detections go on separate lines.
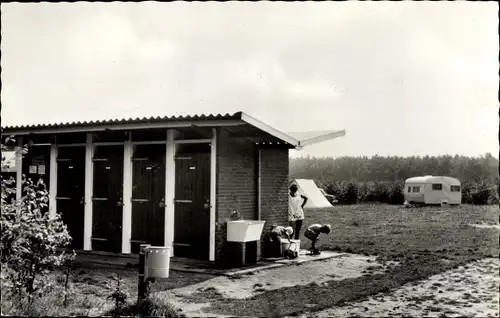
440, 201, 448, 207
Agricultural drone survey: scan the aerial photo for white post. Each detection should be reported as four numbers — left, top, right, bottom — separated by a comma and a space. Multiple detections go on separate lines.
257, 148, 262, 220
15, 137, 23, 202
83, 133, 94, 251
49, 143, 58, 218
165, 130, 176, 257
209, 128, 217, 262
256, 147, 262, 260
121, 134, 133, 254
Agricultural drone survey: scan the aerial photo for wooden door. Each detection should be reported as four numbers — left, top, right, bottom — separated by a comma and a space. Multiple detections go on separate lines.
130, 144, 166, 254
174, 147, 211, 260
91, 145, 124, 253
56, 147, 85, 250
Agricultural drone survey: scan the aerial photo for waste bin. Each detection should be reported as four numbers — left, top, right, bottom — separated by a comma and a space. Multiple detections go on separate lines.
146, 246, 171, 279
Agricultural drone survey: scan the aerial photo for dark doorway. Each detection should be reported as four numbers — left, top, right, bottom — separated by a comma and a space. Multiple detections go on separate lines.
174, 143, 211, 260
91, 145, 124, 253
57, 147, 85, 250
22, 145, 51, 187
130, 144, 166, 254
22, 145, 51, 214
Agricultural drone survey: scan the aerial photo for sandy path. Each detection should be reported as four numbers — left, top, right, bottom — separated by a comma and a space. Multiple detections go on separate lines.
302, 258, 499, 318
469, 223, 500, 230
172, 254, 393, 299
155, 254, 397, 317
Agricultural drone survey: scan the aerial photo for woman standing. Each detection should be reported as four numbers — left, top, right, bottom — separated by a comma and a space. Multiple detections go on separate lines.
288, 184, 308, 240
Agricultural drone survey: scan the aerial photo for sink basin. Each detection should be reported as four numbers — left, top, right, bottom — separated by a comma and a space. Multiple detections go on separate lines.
227, 220, 266, 242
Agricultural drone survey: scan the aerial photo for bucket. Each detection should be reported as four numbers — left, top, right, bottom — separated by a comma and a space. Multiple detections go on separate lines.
145, 246, 171, 279
280, 239, 290, 254
289, 239, 301, 252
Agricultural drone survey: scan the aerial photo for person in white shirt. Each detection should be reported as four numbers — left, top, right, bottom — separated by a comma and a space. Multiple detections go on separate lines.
288, 184, 308, 240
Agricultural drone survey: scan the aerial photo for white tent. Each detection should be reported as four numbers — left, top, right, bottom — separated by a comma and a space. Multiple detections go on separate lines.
290, 179, 333, 209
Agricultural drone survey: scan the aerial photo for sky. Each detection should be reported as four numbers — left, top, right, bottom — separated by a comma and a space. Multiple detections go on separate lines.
1, 2, 498, 158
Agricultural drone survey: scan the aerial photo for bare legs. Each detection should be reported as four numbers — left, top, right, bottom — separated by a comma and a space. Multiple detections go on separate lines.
289, 219, 304, 240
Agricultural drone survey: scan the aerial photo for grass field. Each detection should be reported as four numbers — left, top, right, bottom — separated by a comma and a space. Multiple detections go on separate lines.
1, 204, 498, 317
195, 204, 500, 316
304, 204, 499, 260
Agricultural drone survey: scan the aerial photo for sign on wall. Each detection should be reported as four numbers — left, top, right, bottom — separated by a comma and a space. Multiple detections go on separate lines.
29, 165, 38, 174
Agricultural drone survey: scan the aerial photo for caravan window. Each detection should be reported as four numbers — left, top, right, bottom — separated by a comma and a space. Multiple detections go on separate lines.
407, 186, 412, 193
451, 185, 461, 192
432, 184, 443, 191
412, 186, 420, 193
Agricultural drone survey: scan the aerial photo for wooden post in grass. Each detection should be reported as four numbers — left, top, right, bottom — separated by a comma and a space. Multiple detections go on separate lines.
138, 244, 151, 302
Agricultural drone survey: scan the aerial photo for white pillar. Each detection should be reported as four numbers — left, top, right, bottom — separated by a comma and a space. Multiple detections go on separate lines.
83, 133, 94, 251
165, 130, 176, 256
49, 143, 58, 218
121, 135, 133, 254
209, 128, 217, 262
15, 137, 23, 202
256, 147, 262, 260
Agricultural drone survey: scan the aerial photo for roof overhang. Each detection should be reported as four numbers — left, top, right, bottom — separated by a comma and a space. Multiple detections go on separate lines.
1, 111, 345, 149
1, 118, 244, 135
286, 130, 346, 149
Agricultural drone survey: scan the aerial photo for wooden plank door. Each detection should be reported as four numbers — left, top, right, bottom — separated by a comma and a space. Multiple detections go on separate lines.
174, 151, 211, 259
91, 145, 124, 253
130, 144, 166, 254
56, 147, 85, 250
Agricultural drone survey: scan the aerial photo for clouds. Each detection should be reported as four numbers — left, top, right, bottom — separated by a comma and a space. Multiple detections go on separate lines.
1, 2, 497, 157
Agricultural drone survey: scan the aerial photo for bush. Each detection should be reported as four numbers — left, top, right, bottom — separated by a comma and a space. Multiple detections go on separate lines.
322, 179, 497, 205
488, 185, 499, 205
344, 181, 358, 204
388, 180, 405, 205
1, 137, 75, 307
357, 181, 377, 202
374, 182, 391, 204
1, 177, 75, 304
326, 181, 358, 204
106, 293, 184, 318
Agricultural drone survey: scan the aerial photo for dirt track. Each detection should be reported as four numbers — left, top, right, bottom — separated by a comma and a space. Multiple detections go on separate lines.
159, 256, 499, 317
302, 258, 499, 318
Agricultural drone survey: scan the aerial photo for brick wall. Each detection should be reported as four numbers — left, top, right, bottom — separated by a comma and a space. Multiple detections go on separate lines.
215, 129, 257, 266
214, 128, 290, 266
259, 146, 290, 257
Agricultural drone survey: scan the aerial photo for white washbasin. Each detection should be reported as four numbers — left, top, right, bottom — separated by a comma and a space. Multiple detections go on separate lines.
227, 220, 266, 242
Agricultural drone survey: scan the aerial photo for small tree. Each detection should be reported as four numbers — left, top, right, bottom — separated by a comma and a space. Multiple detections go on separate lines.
1, 135, 75, 305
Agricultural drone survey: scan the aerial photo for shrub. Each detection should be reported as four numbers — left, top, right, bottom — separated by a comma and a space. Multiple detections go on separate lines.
326, 181, 359, 204
388, 180, 405, 205
106, 293, 183, 318
322, 179, 497, 205
106, 273, 129, 313
344, 181, 359, 204
470, 182, 494, 205
1, 137, 75, 306
357, 181, 378, 202
488, 185, 499, 205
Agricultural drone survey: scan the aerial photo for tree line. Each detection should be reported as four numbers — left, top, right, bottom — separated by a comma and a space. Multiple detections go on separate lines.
290, 153, 499, 205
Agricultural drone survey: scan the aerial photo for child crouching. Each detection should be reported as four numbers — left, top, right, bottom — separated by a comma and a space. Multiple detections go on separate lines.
270, 225, 293, 243
304, 224, 331, 255
267, 225, 294, 257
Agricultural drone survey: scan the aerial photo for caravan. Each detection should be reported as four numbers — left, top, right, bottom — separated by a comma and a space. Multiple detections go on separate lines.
404, 175, 462, 206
